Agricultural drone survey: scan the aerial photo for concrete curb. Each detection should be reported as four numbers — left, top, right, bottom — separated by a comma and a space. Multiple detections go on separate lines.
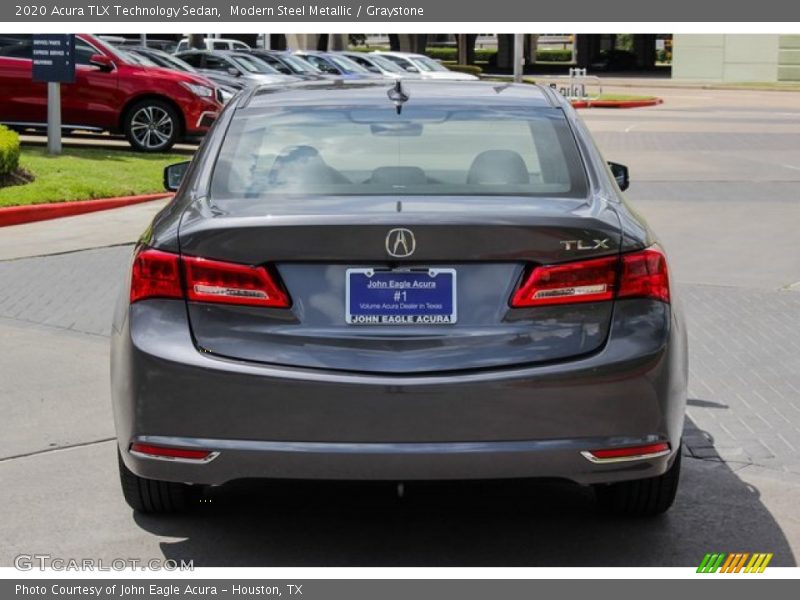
571, 98, 664, 109
0, 193, 172, 228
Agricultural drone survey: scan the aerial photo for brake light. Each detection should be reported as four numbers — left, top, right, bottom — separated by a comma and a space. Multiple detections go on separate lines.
129, 247, 290, 307
183, 255, 290, 307
130, 248, 183, 303
510, 246, 669, 307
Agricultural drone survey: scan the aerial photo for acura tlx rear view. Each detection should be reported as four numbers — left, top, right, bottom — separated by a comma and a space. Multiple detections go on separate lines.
111, 80, 687, 517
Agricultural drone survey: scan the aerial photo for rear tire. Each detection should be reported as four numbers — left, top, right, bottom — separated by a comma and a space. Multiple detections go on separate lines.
118, 450, 199, 513
123, 99, 180, 152
594, 446, 681, 517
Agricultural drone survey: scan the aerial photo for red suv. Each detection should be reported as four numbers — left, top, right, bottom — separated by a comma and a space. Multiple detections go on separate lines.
0, 34, 222, 151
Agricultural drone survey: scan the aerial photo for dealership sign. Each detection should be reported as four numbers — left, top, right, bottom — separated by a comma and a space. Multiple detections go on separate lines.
32, 34, 75, 83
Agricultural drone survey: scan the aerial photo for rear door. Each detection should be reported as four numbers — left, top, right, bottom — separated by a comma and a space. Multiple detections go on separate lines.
0, 35, 46, 125
60, 37, 119, 130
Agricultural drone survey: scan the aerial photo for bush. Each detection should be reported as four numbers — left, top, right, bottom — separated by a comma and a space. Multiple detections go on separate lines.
346, 46, 573, 65
536, 49, 572, 62
431, 47, 573, 62
430, 47, 572, 64
424, 47, 456, 61
347, 45, 389, 53
444, 64, 483, 75
425, 47, 497, 63
0, 125, 20, 180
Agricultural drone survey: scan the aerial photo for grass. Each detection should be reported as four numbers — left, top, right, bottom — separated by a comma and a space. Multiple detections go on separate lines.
0, 145, 188, 207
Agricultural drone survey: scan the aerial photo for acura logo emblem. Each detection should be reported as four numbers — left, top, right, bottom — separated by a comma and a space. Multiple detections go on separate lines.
386, 228, 415, 258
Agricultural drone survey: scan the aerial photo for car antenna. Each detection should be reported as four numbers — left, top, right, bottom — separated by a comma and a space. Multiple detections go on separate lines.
387, 80, 409, 115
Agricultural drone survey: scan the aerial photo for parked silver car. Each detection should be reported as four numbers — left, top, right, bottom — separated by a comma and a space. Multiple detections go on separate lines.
340, 51, 423, 79
374, 51, 479, 80
176, 50, 299, 87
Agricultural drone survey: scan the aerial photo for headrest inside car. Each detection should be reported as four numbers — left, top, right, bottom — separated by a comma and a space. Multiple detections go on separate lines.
467, 150, 530, 185
368, 166, 428, 186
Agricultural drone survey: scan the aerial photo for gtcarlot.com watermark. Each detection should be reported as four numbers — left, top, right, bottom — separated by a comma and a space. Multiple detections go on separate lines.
14, 554, 194, 571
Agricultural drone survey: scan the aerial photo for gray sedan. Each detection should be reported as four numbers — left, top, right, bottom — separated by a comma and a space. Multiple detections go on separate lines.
112, 80, 687, 517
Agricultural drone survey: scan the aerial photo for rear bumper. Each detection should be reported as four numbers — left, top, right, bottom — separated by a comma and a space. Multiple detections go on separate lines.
126, 435, 679, 486
111, 298, 688, 486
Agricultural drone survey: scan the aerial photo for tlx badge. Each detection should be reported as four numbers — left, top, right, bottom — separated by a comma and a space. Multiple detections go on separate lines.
560, 238, 611, 251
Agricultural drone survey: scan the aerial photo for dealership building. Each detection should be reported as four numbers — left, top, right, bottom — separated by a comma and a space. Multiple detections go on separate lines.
672, 34, 800, 82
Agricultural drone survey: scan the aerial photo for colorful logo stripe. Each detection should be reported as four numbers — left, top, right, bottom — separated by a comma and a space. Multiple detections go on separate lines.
697, 553, 773, 573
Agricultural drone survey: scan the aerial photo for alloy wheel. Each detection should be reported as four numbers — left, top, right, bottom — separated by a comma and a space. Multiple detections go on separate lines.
130, 105, 174, 150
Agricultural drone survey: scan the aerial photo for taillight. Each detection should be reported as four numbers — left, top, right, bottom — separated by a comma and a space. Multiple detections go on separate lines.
510, 246, 669, 307
618, 247, 670, 303
183, 255, 290, 308
129, 247, 290, 308
130, 248, 183, 303
510, 255, 618, 307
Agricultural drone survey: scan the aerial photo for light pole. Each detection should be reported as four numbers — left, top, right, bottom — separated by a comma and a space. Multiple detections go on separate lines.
513, 33, 524, 82
47, 82, 61, 155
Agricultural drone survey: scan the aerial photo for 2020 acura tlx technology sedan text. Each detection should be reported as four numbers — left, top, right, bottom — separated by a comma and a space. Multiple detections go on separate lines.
111, 80, 688, 516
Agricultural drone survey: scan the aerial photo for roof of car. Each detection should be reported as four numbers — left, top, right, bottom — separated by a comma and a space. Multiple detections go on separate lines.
243, 79, 556, 109
177, 49, 238, 56
374, 51, 424, 58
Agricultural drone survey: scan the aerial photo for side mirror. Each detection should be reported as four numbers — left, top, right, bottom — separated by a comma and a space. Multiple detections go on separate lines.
608, 162, 630, 191
226, 67, 240, 76
89, 54, 114, 72
405, 65, 419, 73
163, 161, 190, 192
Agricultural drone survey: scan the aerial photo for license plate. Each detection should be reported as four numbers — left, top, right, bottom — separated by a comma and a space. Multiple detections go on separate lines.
346, 268, 457, 325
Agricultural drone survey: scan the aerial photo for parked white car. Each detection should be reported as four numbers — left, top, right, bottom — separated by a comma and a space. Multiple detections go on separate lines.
373, 51, 479, 80
176, 37, 251, 53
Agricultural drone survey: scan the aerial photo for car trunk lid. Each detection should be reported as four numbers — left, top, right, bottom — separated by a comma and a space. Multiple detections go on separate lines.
177, 196, 623, 374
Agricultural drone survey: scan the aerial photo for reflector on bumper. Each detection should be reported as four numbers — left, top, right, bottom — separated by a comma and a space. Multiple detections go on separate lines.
130, 442, 219, 463
581, 442, 670, 463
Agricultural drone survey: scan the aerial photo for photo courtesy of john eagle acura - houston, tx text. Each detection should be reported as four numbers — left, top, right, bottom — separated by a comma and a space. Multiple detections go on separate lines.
111, 79, 687, 517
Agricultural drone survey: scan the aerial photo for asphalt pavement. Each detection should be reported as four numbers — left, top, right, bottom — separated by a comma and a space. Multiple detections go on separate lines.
1, 86, 799, 567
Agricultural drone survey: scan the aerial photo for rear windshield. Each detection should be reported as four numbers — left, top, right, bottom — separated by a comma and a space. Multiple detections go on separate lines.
210, 106, 587, 199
